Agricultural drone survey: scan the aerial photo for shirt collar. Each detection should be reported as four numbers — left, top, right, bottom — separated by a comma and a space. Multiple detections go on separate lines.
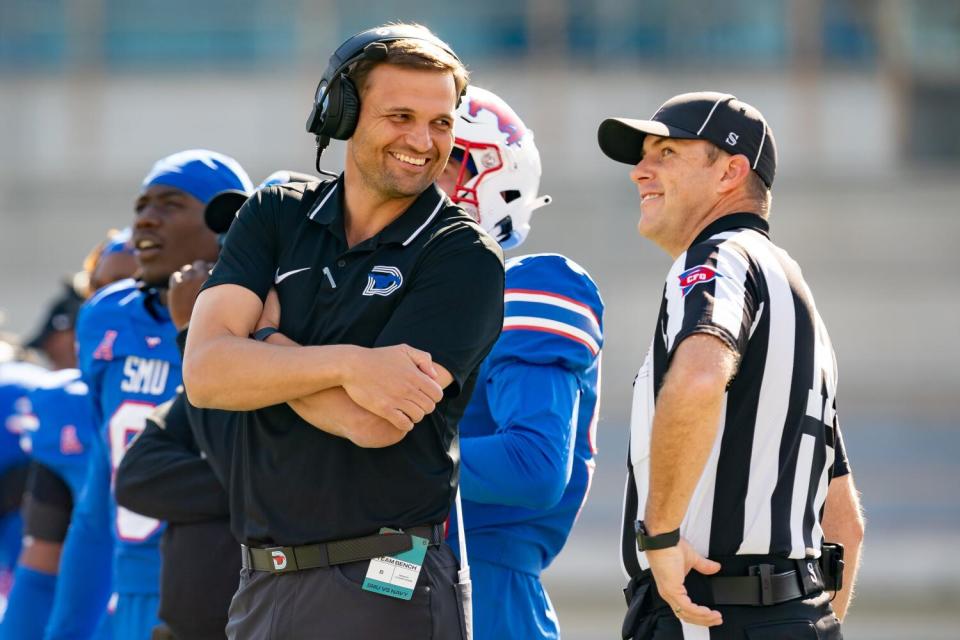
689, 212, 769, 249
306, 174, 449, 247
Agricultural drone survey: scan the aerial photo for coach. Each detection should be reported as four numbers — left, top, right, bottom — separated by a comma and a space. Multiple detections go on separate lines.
598, 92, 864, 639
183, 24, 503, 639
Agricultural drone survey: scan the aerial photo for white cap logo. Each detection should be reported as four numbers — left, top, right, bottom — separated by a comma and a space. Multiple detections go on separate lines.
726, 132, 740, 146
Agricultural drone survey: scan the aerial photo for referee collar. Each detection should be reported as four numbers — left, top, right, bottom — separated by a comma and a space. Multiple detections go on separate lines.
690, 212, 769, 249
306, 173, 449, 247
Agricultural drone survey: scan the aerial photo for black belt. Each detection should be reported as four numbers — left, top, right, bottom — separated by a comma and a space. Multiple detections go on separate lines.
625, 555, 825, 609
241, 524, 444, 574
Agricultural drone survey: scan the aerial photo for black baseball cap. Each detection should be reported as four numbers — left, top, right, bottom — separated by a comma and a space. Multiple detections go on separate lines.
598, 91, 777, 187
204, 170, 320, 234
25, 283, 84, 350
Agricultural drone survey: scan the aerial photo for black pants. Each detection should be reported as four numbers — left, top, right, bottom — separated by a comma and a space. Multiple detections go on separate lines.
226, 542, 467, 640
624, 573, 842, 640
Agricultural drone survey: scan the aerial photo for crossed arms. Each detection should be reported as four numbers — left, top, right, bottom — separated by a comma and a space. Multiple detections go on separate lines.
183, 284, 451, 448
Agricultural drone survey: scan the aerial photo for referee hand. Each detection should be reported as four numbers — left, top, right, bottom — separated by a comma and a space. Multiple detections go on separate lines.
646, 538, 723, 627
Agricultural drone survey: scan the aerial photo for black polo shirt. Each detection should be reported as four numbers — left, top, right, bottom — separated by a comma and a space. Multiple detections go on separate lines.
197, 175, 504, 547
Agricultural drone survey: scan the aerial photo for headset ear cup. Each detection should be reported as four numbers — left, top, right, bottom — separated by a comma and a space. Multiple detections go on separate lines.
332, 75, 361, 140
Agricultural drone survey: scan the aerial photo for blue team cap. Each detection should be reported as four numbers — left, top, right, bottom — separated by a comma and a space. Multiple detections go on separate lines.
141, 149, 254, 205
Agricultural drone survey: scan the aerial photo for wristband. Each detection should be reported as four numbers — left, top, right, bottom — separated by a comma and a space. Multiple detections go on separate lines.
252, 326, 280, 342
635, 521, 680, 551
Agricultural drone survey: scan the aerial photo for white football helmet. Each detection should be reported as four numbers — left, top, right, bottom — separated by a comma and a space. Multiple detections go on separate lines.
449, 86, 551, 249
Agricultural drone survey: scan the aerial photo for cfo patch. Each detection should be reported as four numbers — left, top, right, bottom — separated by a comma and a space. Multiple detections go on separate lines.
678, 265, 723, 297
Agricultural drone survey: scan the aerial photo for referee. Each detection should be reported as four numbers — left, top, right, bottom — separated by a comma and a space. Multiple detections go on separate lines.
598, 92, 864, 639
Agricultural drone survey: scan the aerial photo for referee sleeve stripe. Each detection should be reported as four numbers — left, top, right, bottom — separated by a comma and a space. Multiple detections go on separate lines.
710, 239, 751, 346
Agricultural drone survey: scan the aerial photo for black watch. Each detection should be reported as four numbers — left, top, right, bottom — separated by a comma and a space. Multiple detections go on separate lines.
252, 326, 280, 342
635, 521, 680, 551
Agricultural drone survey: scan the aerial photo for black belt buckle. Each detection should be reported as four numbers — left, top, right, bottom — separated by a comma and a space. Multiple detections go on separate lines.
749, 563, 774, 605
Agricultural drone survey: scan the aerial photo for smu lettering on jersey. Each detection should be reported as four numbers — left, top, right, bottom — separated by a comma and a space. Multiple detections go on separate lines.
77, 278, 181, 594
15, 369, 99, 498
449, 253, 603, 575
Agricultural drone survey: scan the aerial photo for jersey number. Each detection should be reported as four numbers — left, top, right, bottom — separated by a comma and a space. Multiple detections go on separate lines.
108, 400, 162, 542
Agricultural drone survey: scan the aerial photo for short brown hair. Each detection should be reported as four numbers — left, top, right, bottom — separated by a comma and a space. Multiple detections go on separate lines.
349, 26, 469, 101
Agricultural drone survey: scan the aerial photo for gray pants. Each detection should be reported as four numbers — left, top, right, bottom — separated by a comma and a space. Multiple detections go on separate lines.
226, 542, 467, 639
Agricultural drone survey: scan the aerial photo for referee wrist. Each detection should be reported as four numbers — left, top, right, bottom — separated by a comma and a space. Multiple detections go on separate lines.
636, 520, 681, 551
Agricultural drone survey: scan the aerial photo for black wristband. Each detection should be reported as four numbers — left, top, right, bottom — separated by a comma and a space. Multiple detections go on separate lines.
252, 326, 280, 342
635, 521, 681, 551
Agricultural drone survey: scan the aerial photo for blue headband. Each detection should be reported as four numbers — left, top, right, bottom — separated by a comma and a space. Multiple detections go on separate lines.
141, 149, 253, 205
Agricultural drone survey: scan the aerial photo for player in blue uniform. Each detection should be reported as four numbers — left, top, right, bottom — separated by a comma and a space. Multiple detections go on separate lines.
0, 352, 49, 620
1, 230, 137, 640
438, 86, 604, 640
45, 150, 252, 640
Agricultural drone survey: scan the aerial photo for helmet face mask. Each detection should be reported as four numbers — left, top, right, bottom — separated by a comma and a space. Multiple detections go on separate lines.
448, 86, 550, 250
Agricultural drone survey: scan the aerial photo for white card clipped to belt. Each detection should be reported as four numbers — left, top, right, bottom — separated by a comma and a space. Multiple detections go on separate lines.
362, 528, 428, 600
455, 487, 473, 640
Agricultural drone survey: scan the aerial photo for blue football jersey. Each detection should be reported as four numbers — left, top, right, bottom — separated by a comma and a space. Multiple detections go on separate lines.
0, 361, 50, 572
16, 369, 98, 499
450, 253, 604, 575
75, 278, 181, 594
0, 361, 49, 475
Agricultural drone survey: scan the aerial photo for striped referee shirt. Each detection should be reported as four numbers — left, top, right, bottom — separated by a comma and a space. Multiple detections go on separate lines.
621, 213, 850, 579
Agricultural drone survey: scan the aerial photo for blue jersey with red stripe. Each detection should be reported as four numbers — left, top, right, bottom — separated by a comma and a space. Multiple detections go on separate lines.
16, 369, 99, 500
449, 253, 603, 576
70, 279, 179, 595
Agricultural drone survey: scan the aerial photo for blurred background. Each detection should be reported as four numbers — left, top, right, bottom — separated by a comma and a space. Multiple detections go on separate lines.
1, 0, 958, 638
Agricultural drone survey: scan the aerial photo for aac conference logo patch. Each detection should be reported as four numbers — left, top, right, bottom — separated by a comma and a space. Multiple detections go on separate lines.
678, 265, 724, 297
363, 266, 403, 297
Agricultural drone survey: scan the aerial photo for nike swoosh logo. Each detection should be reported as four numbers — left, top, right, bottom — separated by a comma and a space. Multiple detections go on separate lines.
274, 267, 311, 284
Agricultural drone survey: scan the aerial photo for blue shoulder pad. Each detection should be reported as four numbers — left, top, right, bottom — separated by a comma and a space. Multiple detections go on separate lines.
493, 253, 604, 371
20, 370, 91, 462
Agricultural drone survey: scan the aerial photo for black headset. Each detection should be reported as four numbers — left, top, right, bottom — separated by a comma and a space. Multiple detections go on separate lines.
305, 25, 464, 171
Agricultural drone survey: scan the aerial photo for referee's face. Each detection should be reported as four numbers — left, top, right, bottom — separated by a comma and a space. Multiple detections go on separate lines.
630, 135, 724, 256
346, 64, 457, 200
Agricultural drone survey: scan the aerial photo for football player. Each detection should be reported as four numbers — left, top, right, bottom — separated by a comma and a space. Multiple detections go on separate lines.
438, 86, 604, 640
45, 151, 251, 640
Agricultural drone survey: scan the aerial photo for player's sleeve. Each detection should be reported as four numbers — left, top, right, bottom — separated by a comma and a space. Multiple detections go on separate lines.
459, 361, 580, 509
115, 393, 229, 523
43, 433, 114, 640
374, 221, 505, 396
0, 566, 58, 640
459, 256, 604, 509
201, 186, 282, 302
665, 239, 760, 361
495, 255, 604, 371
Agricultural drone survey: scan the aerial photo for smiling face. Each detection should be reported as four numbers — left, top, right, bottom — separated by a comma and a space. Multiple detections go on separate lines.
345, 64, 457, 200
629, 135, 727, 256
132, 185, 220, 287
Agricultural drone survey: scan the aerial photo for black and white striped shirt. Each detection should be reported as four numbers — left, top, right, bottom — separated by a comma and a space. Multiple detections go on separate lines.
621, 213, 850, 579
